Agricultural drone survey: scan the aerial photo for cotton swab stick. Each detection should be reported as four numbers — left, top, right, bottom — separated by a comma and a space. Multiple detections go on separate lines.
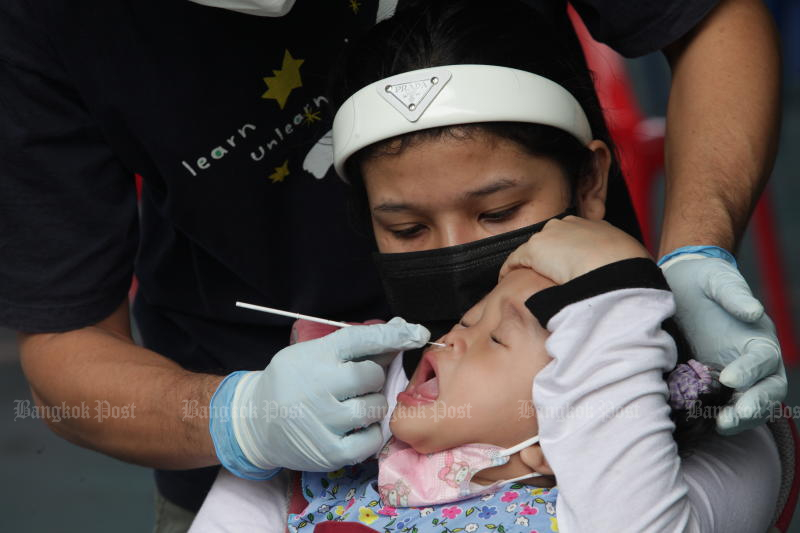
235, 301, 447, 347
236, 301, 352, 328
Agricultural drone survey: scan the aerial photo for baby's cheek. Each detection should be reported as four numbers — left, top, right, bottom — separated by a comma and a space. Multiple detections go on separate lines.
388, 405, 415, 442
388, 408, 401, 434
517, 337, 553, 376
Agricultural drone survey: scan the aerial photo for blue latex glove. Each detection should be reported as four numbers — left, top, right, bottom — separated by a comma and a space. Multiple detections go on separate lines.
660, 248, 787, 435
210, 317, 429, 479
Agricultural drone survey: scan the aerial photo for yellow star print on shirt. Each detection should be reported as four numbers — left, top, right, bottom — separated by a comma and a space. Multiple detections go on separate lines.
268, 160, 290, 183
302, 108, 321, 125
262, 50, 304, 109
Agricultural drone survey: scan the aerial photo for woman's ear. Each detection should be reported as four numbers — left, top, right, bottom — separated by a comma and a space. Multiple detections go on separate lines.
577, 140, 611, 221
518, 443, 554, 476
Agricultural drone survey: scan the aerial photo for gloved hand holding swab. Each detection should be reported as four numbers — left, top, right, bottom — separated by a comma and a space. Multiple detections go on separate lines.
235, 301, 446, 347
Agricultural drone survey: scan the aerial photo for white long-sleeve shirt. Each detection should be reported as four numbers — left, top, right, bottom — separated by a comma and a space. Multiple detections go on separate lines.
533, 287, 780, 532
190, 263, 781, 533
525, 258, 780, 532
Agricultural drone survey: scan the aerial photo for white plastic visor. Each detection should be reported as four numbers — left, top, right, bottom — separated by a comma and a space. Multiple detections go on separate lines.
332, 64, 593, 181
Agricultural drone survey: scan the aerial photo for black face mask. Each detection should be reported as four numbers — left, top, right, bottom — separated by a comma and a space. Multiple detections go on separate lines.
373, 210, 574, 375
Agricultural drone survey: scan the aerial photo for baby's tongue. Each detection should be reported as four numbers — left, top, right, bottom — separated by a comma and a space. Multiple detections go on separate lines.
416, 377, 439, 400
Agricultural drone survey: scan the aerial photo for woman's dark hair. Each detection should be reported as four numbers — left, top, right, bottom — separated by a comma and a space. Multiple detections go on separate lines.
329, 0, 641, 240
664, 319, 734, 457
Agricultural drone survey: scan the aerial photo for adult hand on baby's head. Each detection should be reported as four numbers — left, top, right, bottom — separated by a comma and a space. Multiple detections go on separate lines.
512, 268, 557, 299
499, 216, 650, 284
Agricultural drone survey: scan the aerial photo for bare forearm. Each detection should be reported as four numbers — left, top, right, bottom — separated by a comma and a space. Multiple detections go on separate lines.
19, 320, 224, 470
659, 0, 781, 255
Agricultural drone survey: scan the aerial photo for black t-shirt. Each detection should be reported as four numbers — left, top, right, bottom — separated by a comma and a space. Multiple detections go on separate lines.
0, 0, 717, 513
571, 0, 719, 57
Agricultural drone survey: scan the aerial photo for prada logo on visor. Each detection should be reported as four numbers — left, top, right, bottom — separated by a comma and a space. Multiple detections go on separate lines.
377, 69, 452, 122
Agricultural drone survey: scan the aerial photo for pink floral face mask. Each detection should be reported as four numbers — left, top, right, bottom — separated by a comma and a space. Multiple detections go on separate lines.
377, 436, 542, 507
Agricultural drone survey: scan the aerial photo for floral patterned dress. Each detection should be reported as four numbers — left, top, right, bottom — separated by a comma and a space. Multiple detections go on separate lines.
287, 461, 559, 533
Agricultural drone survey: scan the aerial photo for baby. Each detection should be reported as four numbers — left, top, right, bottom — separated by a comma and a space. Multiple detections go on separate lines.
279, 219, 730, 533
287, 266, 560, 533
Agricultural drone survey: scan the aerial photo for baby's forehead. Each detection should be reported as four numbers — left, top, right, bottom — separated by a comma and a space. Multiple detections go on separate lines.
468, 269, 545, 316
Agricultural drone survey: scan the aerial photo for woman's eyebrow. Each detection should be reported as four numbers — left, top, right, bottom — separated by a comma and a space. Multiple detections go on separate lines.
372, 201, 414, 213
373, 178, 522, 212
462, 178, 520, 200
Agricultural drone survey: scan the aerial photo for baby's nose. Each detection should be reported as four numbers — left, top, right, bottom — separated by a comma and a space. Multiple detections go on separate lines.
438, 330, 467, 354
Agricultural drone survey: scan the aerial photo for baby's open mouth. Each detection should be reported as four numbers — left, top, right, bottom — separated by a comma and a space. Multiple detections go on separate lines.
398, 352, 440, 404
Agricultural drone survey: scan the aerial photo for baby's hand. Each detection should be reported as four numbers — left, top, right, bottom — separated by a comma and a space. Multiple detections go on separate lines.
499, 216, 650, 284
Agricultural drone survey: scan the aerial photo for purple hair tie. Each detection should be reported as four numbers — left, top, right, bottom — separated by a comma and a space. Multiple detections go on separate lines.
667, 359, 720, 410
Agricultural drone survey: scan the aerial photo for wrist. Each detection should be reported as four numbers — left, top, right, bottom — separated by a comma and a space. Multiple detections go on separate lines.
657, 245, 737, 269
209, 370, 281, 480
185, 371, 226, 466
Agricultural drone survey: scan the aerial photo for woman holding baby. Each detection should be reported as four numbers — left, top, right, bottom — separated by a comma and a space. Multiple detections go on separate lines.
193, 1, 784, 532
